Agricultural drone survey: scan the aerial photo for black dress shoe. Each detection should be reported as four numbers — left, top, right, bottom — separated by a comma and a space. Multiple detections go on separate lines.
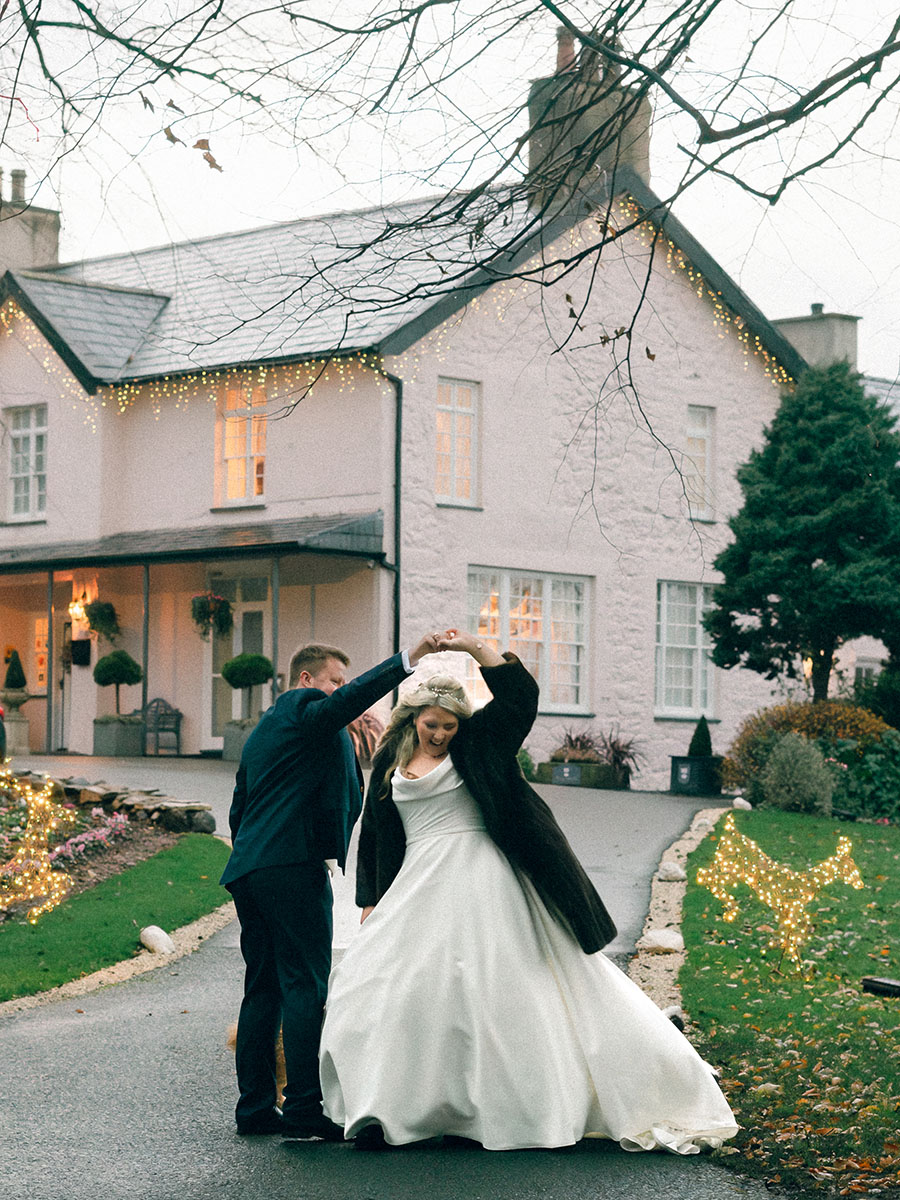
281, 1114, 345, 1142
353, 1124, 389, 1151
236, 1108, 283, 1135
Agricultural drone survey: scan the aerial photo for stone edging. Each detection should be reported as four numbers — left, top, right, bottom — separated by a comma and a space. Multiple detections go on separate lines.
11, 770, 217, 833
0, 901, 237, 1017
626, 807, 726, 1014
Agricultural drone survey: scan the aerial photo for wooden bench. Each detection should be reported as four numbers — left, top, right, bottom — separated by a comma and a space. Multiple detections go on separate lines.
144, 697, 183, 756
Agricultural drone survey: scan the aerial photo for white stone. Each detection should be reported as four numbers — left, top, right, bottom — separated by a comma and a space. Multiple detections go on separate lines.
732, 797, 753, 810
637, 928, 685, 954
140, 925, 176, 954
657, 860, 687, 882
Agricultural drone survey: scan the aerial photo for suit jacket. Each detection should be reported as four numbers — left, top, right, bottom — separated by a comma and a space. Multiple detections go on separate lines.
356, 654, 617, 954
220, 652, 410, 890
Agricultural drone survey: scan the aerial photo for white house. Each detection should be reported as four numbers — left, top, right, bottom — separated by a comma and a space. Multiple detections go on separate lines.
0, 41, 887, 785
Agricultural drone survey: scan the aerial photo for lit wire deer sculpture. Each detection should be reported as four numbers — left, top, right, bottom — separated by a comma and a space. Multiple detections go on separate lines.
697, 814, 864, 969
0, 768, 75, 923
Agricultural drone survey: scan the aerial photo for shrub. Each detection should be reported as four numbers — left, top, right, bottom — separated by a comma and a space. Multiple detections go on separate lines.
93, 650, 143, 714
517, 746, 536, 781
220, 653, 273, 691
759, 732, 833, 816
3, 650, 26, 691
687, 715, 713, 757
854, 663, 900, 731
722, 701, 890, 802
828, 729, 900, 822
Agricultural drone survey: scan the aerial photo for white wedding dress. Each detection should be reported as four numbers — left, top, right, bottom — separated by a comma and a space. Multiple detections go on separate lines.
319, 756, 738, 1152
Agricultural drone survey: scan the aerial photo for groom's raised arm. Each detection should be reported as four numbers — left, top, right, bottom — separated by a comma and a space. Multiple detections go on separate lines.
298, 633, 440, 735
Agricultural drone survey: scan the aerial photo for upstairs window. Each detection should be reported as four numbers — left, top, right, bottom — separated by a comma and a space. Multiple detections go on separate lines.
436, 377, 479, 505
466, 567, 588, 711
7, 404, 47, 520
220, 382, 267, 504
655, 580, 715, 717
684, 405, 715, 520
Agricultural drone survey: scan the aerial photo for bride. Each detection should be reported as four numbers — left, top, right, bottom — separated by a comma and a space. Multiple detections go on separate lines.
319, 630, 738, 1152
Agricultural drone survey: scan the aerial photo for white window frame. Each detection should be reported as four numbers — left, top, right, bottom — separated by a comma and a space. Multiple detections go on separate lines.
6, 403, 47, 521
655, 581, 716, 718
466, 566, 589, 712
217, 380, 268, 506
435, 377, 480, 506
684, 404, 715, 521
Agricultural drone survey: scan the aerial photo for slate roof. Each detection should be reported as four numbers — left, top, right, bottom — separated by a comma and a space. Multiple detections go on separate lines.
0, 168, 809, 389
0, 511, 383, 572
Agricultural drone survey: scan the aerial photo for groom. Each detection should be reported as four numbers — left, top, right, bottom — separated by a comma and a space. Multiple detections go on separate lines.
220, 633, 439, 1140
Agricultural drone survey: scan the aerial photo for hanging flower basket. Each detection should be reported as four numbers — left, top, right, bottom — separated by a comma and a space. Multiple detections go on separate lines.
191, 592, 234, 640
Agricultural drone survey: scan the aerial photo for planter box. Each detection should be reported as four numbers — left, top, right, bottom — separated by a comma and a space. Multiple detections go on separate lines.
669, 755, 723, 796
223, 721, 256, 763
535, 761, 630, 789
93, 719, 145, 757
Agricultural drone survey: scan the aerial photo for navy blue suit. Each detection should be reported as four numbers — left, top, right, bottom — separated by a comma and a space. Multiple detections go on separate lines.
221, 652, 410, 1127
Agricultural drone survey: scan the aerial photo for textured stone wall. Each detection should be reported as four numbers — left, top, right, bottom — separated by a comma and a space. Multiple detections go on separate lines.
387, 216, 788, 788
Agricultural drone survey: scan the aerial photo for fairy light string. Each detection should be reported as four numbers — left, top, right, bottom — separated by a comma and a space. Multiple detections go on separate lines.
697, 813, 864, 966
0, 767, 75, 923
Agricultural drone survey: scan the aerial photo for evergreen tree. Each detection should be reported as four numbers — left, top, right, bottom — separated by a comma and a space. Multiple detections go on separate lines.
704, 361, 900, 702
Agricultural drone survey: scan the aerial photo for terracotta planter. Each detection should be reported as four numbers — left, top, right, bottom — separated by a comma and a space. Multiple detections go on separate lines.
535, 761, 630, 789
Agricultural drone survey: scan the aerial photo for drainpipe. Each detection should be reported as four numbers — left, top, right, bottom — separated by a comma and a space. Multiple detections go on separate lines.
45, 570, 54, 752
375, 367, 403, 697
141, 563, 150, 750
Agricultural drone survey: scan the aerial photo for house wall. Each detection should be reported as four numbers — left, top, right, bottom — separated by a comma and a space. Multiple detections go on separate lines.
95, 359, 394, 535
388, 216, 787, 788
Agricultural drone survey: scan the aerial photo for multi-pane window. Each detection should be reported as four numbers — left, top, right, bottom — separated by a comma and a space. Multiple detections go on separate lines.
436, 377, 479, 504
7, 404, 47, 519
221, 382, 267, 503
466, 567, 588, 710
684, 405, 714, 520
655, 581, 715, 717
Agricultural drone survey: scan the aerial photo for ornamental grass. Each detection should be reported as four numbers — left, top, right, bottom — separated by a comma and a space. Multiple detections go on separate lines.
682, 808, 900, 1196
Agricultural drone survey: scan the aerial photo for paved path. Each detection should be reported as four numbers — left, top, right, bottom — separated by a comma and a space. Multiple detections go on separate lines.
1, 755, 775, 1200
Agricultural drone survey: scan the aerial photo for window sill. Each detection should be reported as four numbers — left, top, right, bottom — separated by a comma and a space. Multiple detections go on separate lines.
436, 501, 483, 511
654, 713, 721, 723
209, 503, 267, 513
537, 710, 596, 719
688, 516, 717, 525
2, 517, 47, 526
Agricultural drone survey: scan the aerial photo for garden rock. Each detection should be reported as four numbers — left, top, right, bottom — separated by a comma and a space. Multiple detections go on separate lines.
732, 797, 752, 810
140, 925, 176, 954
637, 928, 684, 954
657, 860, 687, 882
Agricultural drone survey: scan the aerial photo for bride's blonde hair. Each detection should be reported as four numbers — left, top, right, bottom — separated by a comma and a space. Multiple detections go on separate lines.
374, 675, 473, 779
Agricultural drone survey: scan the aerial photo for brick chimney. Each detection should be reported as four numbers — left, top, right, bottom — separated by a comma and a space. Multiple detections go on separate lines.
526, 26, 652, 211
0, 167, 61, 273
771, 302, 859, 369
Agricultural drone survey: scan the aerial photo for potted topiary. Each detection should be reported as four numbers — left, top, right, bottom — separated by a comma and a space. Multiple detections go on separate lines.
535, 727, 640, 789
220, 652, 274, 760
92, 649, 145, 756
669, 715, 723, 795
1, 649, 32, 755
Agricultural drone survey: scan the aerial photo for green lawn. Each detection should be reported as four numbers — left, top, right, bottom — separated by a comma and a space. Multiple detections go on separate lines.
682, 809, 900, 1196
0, 834, 232, 1002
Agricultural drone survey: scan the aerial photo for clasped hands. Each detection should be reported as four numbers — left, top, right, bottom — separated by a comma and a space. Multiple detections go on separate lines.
409, 628, 502, 668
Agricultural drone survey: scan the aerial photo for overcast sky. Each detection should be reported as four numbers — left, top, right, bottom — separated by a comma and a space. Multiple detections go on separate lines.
13, 2, 900, 383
